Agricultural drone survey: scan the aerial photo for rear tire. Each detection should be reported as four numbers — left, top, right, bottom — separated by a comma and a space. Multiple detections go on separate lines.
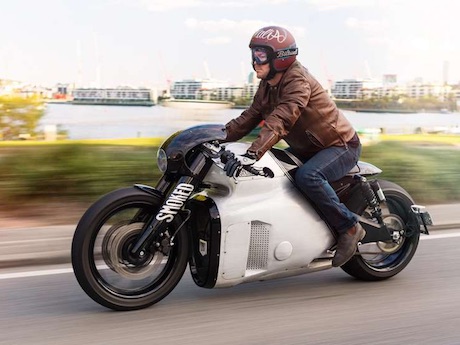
71, 187, 189, 310
342, 180, 420, 281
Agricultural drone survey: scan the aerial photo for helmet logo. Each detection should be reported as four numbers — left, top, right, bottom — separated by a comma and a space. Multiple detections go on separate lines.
253, 28, 287, 43
276, 48, 298, 59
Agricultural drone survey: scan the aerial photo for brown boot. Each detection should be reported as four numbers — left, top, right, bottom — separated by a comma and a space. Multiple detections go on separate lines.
332, 223, 366, 267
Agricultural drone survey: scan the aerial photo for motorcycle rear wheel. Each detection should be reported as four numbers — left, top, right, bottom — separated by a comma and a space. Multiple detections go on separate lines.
342, 180, 420, 281
71, 187, 189, 311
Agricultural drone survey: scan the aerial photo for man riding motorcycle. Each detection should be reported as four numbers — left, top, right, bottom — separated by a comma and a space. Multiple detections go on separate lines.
224, 25, 364, 267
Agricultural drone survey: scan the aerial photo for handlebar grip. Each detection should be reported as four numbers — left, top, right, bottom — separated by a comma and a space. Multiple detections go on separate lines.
220, 151, 234, 164
243, 165, 274, 178
220, 150, 274, 178
243, 165, 262, 175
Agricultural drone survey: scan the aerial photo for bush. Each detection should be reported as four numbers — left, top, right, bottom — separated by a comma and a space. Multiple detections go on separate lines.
361, 142, 460, 203
0, 139, 459, 207
0, 144, 161, 204
0, 95, 45, 140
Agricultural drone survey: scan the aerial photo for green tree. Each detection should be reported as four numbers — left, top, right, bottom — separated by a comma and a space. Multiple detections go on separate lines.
233, 96, 252, 106
0, 95, 45, 140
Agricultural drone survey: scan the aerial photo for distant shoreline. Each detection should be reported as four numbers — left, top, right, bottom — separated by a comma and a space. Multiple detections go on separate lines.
346, 108, 418, 114
45, 100, 454, 114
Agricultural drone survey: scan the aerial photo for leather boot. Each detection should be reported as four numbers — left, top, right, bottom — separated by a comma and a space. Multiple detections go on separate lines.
332, 223, 366, 267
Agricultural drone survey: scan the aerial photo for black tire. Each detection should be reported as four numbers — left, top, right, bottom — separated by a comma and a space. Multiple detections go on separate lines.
341, 180, 420, 281
71, 187, 189, 311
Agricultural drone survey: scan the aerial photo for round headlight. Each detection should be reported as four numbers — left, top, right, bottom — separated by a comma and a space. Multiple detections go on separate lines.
157, 148, 168, 173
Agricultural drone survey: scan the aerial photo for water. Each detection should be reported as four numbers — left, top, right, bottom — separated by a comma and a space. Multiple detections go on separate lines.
40, 104, 240, 139
40, 103, 460, 140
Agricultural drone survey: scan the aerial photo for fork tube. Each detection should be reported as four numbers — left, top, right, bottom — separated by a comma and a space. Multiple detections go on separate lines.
155, 175, 174, 194
130, 152, 212, 257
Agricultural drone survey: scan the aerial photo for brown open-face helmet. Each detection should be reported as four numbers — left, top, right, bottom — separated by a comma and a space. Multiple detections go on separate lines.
249, 26, 298, 75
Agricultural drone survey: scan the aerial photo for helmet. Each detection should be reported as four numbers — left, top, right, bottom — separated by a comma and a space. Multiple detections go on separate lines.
249, 26, 298, 72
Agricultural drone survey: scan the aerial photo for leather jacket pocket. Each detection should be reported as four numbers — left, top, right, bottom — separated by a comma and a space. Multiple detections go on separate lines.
305, 130, 325, 149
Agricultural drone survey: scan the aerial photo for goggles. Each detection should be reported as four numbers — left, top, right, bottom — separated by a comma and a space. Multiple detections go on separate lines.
251, 47, 271, 65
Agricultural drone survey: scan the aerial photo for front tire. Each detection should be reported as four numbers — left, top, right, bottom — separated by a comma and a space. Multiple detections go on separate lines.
71, 187, 189, 311
342, 180, 420, 281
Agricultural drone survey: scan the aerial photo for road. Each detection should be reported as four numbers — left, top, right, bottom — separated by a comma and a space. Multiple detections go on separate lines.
1, 232, 460, 345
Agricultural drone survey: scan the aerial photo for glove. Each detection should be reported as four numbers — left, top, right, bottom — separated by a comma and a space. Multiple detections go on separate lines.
222, 151, 257, 177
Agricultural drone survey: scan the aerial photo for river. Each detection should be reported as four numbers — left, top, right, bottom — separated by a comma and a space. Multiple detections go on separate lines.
40, 103, 460, 140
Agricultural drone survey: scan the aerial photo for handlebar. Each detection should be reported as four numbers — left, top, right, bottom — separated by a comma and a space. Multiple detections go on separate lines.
220, 150, 235, 163
243, 165, 275, 178
220, 150, 274, 178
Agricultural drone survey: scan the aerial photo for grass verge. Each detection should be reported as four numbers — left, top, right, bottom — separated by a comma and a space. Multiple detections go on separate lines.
0, 134, 459, 221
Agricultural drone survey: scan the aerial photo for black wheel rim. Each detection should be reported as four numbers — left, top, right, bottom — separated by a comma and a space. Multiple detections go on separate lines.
87, 202, 181, 299
360, 194, 418, 271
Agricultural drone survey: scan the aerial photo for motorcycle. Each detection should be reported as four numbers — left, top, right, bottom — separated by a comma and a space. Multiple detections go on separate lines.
71, 124, 432, 311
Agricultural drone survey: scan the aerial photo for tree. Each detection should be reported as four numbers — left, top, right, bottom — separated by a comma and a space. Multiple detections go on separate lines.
0, 95, 45, 140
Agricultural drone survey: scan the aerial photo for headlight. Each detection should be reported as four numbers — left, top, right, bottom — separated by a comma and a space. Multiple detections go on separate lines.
157, 148, 168, 173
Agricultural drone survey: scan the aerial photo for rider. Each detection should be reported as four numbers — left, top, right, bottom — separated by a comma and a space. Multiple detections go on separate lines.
224, 25, 365, 267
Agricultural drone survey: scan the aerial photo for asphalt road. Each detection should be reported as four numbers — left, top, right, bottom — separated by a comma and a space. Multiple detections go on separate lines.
1, 232, 460, 345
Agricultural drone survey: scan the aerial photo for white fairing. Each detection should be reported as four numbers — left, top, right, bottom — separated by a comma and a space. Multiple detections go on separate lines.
199, 143, 335, 288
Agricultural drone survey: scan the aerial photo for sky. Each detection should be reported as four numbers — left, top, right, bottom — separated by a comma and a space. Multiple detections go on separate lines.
1, 0, 459, 89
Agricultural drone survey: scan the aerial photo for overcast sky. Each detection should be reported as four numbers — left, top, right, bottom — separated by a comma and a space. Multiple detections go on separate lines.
1, 0, 459, 88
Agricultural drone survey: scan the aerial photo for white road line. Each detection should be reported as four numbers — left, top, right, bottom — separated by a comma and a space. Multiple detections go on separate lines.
1, 237, 72, 245
0, 267, 73, 280
1, 233, 459, 280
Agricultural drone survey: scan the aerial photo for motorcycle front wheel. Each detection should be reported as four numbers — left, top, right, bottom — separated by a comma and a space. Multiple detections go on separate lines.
342, 180, 420, 281
71, 187, 189, 311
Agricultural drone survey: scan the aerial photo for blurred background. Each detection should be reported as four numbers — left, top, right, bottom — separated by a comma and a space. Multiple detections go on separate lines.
2, 2, 460, 344
1, 100, 460, 225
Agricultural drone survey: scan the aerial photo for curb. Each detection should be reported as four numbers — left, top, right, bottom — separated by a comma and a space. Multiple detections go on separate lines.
0, 251, 70, 269
429, 224, 460, 231
0, 225, 74, 270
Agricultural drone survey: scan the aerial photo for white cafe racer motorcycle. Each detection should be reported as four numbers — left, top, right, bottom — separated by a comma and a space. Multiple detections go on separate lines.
71, 124, 432, 311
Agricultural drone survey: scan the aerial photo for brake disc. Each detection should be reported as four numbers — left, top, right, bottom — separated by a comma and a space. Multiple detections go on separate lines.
102, 222, 164, 280
377, 214, 405, 254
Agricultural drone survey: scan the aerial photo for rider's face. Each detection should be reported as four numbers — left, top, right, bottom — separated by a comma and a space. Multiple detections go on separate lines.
253, 62, 270, 79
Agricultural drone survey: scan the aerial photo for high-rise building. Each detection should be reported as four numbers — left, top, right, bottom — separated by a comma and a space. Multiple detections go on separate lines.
383, 74, 397, 85
331, 79, 383, 99
170, 79, 229, 99
248, 71, 257, 85
443, 60, 450, 85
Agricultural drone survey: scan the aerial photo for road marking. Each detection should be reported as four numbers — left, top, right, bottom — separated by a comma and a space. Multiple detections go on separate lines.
1, 232, 459, 280
0, 268, 73, 280
1, 237, 72, 245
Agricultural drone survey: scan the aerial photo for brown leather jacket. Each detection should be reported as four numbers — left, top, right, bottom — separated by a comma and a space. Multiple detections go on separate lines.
225, 61, 357, 160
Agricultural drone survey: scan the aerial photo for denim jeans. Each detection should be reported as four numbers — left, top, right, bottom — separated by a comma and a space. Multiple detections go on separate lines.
294, 143, 362, 234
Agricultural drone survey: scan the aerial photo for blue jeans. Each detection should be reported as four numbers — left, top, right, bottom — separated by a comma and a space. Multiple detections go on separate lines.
294, 143, 362, 234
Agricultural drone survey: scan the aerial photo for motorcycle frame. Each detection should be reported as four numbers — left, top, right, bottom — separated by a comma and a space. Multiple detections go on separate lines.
131, 139, 393, 289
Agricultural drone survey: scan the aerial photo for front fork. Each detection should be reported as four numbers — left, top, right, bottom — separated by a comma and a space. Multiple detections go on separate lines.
130, 152, 212, 258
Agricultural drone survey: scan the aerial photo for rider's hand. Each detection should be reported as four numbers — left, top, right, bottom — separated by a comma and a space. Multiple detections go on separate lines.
222, 151, 257, 177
